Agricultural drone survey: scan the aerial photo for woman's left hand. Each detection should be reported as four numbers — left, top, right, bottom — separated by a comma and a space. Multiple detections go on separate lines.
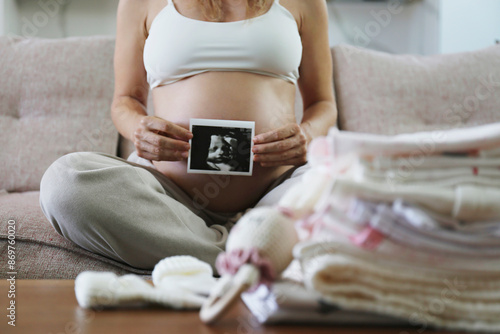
252, 123, 309, 167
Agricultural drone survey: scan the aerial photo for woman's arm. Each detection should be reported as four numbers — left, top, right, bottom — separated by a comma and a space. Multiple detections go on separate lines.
111, 0, 150, 141
299, 0, 337, 142
111, 0, 192, 161
252, 0, 337, 167
297, 0, 337, 143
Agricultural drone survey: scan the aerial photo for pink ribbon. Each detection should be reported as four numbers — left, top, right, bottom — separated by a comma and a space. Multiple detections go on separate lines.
216, 248, 276, 289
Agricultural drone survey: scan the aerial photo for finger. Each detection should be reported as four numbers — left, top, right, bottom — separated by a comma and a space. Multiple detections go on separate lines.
254, 146, 306, 163
141, 131, 191, 152
137, 141, 188, 161
260, 157, 307, 167
142, 117, 193, 141
252, 135, 305, 154
253, 124, 301, 144
138, 150, 188, 162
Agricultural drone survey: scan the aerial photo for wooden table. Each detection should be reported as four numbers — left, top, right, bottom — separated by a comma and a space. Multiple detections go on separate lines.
0, 280, 460, 334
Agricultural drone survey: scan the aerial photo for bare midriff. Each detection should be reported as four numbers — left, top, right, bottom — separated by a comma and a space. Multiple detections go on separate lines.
151, 71, 297, 213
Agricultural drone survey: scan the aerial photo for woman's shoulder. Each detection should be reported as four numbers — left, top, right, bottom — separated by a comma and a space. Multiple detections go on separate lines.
117, 0, 167, 35
117, 0, 154, 15
117, 0, 149, 24
290, 0, 328, 17
279, 0, 328, 32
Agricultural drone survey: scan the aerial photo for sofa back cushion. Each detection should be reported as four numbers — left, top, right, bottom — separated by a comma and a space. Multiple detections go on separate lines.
332, 44, 500, 135
0, 36, 118, 192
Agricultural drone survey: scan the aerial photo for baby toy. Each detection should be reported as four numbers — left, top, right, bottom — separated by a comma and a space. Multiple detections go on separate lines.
75, 256, 216, 309
199, 206, 299, 323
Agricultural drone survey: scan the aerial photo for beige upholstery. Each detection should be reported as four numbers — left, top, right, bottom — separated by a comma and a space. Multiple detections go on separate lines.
332, 44, 500, 135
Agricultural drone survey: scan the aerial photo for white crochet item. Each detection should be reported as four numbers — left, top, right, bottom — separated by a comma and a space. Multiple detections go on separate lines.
75, 256, 216, 309
200, 207, 298, 323
225, 207, 298, 274
153, 255, 216, 296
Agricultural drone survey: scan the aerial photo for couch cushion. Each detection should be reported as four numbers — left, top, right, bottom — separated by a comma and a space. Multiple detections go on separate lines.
332, 44, 500, 135
0, 191, 151, 279
0, 36, 118, 192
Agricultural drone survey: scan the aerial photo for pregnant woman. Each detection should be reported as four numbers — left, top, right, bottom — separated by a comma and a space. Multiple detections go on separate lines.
40, 0, 336, 270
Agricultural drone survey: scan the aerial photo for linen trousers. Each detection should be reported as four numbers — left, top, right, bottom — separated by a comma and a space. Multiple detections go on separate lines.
39, 152, 307, 271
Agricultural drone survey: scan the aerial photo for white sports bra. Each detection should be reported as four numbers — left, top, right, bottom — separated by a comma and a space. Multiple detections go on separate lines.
143, 0, 303, 88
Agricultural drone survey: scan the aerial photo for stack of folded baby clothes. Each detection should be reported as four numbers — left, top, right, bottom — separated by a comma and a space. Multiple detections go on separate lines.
278, 122, 500, 332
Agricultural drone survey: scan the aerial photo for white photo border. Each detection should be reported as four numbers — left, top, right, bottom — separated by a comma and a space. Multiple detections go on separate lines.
188, 118, 255, 176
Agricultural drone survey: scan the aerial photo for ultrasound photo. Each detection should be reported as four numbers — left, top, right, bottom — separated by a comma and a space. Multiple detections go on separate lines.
188, 119, 255, 176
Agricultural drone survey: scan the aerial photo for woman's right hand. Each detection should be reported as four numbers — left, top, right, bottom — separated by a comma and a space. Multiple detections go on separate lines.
133, 116, 193, 161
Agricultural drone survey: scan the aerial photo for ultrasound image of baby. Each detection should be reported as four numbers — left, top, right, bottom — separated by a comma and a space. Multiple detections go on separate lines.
188, 119, 254, 176
206, 134, 239, 172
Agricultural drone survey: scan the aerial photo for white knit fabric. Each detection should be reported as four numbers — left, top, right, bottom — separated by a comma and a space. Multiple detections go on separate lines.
75, 256, 216, 309
299, 249, 500, 333
281, 123, 500, 332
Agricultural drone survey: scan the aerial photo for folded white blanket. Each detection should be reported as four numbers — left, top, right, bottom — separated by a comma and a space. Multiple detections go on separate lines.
391, 200, 500, 233
360, 155, 500, 170
323, 122, 500, 158
356, 154, 500, 187
241, 277, 406, 325
304, 124, 500, 222
297, 246, 500, 333
347, 199, 500, 257
331, 176, 500, 222
358, 166, 500, 187
295, 209, 500, 274
281, 123, 500, 332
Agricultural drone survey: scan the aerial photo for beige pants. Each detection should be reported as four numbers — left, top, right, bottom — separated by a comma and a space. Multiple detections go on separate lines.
39, 152, 307, 271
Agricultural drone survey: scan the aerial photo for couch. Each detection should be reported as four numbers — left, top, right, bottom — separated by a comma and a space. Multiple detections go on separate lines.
1, 36, 499, 279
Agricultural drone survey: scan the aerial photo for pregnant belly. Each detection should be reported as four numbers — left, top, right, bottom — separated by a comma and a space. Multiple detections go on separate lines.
151, 72, 298, 212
